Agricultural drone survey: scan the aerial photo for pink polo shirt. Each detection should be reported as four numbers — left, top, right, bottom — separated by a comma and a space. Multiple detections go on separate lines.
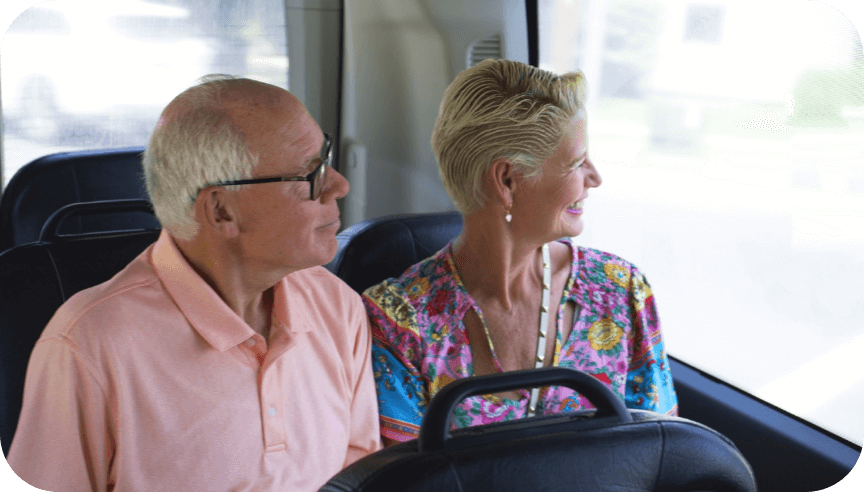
7, 230, 381, 491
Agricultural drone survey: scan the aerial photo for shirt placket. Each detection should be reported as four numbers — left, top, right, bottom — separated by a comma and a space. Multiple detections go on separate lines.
247, 332, 291, 453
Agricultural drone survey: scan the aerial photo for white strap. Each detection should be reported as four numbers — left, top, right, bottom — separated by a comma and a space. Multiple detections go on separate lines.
527, 243, 551, 418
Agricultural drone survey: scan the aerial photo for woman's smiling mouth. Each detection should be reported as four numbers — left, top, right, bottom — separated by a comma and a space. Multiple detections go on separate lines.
566, 200, 583, 215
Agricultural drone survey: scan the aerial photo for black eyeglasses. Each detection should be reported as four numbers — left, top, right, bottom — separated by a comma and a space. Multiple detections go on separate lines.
194, 133, 332, 202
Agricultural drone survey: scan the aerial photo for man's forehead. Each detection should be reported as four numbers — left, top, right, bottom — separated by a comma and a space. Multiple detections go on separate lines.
159, 79, 302, 126
227, 81, 295, 105
222, 84, 301, 118
224, 88, 309, 138
244, 107, 322, 175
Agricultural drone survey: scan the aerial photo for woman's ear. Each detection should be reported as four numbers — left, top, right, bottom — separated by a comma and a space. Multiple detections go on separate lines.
488, 158, 518, 207
197, 189, 240, 239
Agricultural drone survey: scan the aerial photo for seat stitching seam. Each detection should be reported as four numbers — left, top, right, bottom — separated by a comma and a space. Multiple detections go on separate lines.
46, 247, 66, 301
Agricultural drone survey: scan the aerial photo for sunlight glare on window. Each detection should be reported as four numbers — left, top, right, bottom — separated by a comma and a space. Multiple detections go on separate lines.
1, 0, 289, 187
539, 0, 864, 445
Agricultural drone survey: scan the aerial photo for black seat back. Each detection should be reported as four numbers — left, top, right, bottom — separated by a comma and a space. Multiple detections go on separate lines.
0, 147, 159, 251
326, 211, 462, 293
322, 367, 757, 492
0, 216, 159, 455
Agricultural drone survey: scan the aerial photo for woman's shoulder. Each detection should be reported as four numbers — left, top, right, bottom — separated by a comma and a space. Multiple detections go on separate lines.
362, 242, 467, 342
565, 241, 650, 294
363, 242, 461, 305
577, 245, 640, 270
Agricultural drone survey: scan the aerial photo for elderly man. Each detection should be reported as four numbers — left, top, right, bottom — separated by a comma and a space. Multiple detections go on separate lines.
7, 76, 381, 491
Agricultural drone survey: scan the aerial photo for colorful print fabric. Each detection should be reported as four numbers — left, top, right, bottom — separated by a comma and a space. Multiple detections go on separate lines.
363, 238, 678, 441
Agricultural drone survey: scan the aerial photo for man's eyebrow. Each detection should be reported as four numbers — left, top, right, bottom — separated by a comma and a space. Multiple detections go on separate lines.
296, 153, 320, 174
304, 136, 327, 168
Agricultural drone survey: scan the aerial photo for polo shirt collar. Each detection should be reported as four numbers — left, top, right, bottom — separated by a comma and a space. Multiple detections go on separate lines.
271, 276, 313, 335
150, 231, 312, 352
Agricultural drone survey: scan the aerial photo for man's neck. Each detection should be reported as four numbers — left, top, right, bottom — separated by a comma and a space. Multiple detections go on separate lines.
173, 235, 279, 337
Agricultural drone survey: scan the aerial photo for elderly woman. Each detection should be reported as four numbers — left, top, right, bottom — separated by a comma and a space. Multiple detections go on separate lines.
363, 59, 677, 444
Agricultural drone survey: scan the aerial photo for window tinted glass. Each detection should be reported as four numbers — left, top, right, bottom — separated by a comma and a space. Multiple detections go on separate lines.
540, 0, 864, 445
1, 0, 289, 186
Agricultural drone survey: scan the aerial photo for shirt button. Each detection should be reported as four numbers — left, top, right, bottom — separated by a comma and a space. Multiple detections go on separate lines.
269, 407, 277, 417
245, 338, 256, 347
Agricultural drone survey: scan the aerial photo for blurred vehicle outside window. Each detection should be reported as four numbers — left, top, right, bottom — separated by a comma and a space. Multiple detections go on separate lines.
1, 0, 289, 186
540, 0, 864, 445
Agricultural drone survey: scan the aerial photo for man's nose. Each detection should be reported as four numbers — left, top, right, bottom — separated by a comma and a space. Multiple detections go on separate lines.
321, 168, 350, 202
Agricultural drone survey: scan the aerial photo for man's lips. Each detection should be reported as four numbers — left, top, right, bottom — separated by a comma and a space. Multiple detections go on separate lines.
320, 217, 341, 229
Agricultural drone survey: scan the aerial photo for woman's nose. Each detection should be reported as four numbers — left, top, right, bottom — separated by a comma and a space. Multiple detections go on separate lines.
585, 159, 602, 188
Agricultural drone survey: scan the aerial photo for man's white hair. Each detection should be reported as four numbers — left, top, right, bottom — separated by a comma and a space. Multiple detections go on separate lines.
142, 75, 258, 241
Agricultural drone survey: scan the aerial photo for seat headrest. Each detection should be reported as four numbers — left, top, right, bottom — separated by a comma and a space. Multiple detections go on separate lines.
0, 147, 154, 251
327, 211, 462, 294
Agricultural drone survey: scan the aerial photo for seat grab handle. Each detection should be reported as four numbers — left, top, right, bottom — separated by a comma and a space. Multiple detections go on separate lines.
40, 199, 155, 242
419, 366, 632, 451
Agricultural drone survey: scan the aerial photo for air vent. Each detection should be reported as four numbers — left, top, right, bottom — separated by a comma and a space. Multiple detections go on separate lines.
466, 34, 502, 68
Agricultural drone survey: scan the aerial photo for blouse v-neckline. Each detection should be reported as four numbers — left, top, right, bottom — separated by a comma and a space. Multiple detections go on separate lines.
445, 239, 579, 403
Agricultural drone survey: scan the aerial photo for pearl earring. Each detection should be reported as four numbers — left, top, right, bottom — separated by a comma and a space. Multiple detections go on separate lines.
505, 205, 512, 223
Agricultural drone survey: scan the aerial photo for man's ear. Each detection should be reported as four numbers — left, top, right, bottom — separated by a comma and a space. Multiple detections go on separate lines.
197, 189, 240, 239
487, 158, 518, 208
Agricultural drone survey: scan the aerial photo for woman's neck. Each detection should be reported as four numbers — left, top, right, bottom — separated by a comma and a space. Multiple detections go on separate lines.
452, 212, 546, 310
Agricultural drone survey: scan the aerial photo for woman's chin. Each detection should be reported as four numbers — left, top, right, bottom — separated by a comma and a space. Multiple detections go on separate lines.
560, 215, 584, 238
567, 226, 584, 238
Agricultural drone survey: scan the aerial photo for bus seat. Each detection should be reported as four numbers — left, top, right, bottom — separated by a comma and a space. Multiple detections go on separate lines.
0, 228, 160, 456
322, 367, 757, 492
326, 211, 462, 292
0, 147, 158, 252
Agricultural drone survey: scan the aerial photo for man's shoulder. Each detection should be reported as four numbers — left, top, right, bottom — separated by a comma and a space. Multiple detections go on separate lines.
283, 265, 364, 315
46, 253, 161, 340
282, 266, 367, 346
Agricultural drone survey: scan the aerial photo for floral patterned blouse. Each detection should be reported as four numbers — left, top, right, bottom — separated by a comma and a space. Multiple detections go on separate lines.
362, 238, 678, 442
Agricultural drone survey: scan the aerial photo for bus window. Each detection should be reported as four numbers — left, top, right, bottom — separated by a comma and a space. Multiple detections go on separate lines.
539, 0, 864, 445
1, 0, 290, 187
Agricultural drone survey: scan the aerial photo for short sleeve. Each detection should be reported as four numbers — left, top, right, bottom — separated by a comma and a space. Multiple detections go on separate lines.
624, 268, 679, 416
7, 338, 115, 491
371, 342, 426, 441
343, 301, 384, 466
363, 281, 429, 441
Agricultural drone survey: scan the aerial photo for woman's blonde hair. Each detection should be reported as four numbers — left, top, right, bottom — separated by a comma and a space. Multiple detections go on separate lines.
431, 59, 586, 214
142, 75, 257, 241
